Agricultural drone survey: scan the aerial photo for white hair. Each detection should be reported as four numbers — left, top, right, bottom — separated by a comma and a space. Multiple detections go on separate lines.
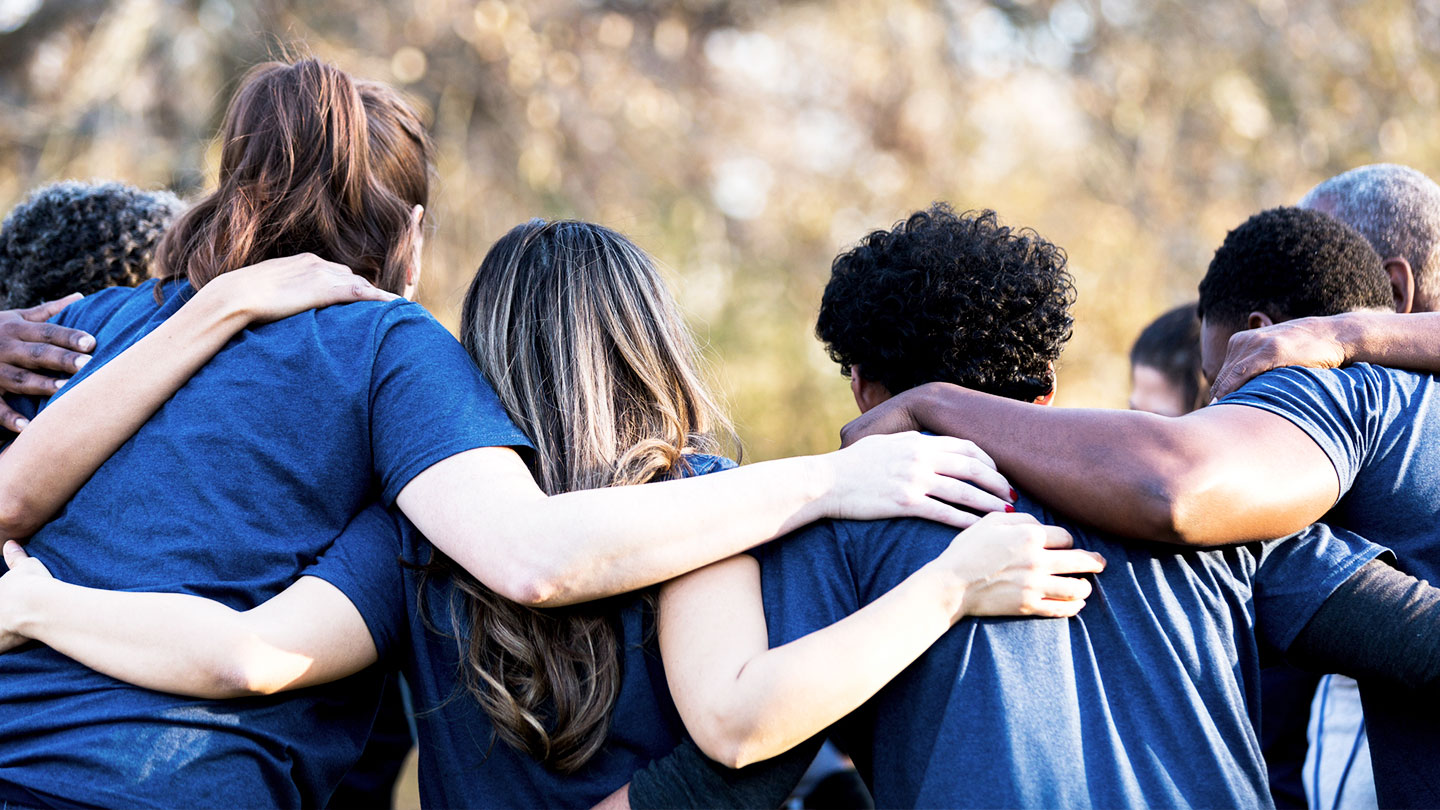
1299, 164, 1440, 302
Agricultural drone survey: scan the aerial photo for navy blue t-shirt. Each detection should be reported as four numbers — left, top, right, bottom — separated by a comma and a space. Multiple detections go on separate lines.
350, 454, 737, 809
0, 280, 532, 809
757, 498, 1382, 809
1225, 362, 1440, 805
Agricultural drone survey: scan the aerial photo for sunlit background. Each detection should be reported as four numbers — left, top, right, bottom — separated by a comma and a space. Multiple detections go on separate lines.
1, 0, 1436, 460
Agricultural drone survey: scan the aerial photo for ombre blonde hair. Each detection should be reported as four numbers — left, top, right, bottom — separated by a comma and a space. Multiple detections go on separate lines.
445, 219, 735, 772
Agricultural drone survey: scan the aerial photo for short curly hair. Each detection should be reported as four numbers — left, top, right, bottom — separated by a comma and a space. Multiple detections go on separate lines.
817, 204, 1076, 402
0, 181, 185, 310
1198, 206, 1393, 328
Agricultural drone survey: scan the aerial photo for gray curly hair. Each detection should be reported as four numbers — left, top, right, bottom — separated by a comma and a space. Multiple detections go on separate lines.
0, 180, 185, 309
1299, 164, 1440, 308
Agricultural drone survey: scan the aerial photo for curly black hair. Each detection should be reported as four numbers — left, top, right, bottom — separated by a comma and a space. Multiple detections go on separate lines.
0, 181, 185, 310
1198, 206, 1393, 327
817, 204, 1076, 402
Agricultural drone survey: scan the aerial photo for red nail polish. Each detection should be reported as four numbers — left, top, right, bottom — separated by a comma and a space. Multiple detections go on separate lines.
1005, 504, 1016, 513
1009, 488, 1019, 501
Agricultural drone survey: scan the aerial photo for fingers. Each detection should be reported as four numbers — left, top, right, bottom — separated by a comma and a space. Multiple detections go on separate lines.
0, 322, 93, 373
1040, 525, 1074, 549
912, 498, 982, 530
930, 454, 1012, 502
1210, 358, 1258, 400
1037, 573, 1093, 602
0, 364, 65, 398
927, 478, 1012, 514
2, 540, 27, 570
2, 320, 95, 357
19, 293, 83, 323
1029, 598, 1087, 619
0, 401, 29, 433
1040, 548, 1106, 575
923, 434, 998, 470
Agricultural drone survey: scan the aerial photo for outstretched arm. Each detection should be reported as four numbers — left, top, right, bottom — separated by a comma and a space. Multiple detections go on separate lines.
840, 383, 1339, 546
397, 432, 1019, 608
0, 256, 395, 539
1286, 556, 1440, 689
0, 542, 376, 698
658, 513, 1104, 768
1211, 311, 1440, 399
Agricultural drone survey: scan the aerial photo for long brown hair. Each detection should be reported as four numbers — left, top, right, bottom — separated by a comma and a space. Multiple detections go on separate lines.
445, 220, 735, 772
154, 59, 431, 294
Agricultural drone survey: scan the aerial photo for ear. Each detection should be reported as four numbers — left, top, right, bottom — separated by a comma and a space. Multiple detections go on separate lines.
1383, 256, 1415, 314
1246, 311, 1275, 329
850, 365, 893, 414
1033, 361, 1057, 406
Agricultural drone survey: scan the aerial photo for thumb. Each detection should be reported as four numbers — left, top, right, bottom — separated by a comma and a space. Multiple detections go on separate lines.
24, 292, 84, 322
2, 540, 27, 569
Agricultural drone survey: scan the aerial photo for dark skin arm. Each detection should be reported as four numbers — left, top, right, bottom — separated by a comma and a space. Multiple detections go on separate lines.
841, 382, 1338, 546
1211, 310, 1440, 399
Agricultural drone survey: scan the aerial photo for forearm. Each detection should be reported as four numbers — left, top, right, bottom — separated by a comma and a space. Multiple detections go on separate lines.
1287, 557, 1440, 689
407, 453, 835, 607
1340, 311, 1440, 371
686, 563, 958, 768
896, 383, 1331, 545
7, 579, 293, 698
0, 289, 247, 537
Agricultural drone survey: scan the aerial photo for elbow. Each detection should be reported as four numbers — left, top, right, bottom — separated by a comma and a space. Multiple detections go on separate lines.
686, 708, 771, 770
0, 492, 42, 540
488, 563, 568, 608
206, 660, 281, 699
1127, 470, 1222, 547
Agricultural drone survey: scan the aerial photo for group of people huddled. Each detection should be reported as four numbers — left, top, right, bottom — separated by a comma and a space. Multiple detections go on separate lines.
1, 55, 1440, 810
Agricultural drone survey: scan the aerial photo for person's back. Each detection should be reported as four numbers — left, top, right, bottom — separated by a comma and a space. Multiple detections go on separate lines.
757, 497, 1379, 808
0, 59, 535, 808
0, 276, 520, 807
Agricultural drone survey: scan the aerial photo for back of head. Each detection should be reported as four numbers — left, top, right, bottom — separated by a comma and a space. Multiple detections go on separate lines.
1299, 164, 1440, 307
154, 59, 431, 295
1197, 207, 1393, 329
0, 181, 184, 309
1129, 302, 1207, 414
448, 219, 733, 772
817, 204, 1076, 401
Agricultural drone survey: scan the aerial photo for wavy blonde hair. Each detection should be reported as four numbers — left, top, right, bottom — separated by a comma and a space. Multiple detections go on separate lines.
444, 219, 735, 772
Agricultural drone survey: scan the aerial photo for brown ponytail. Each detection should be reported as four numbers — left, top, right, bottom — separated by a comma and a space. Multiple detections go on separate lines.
154, 59, 430, 295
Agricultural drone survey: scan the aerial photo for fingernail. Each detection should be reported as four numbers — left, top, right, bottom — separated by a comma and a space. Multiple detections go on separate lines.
54, 378, 66, 389
74, 355, 90, 369
1005, 504, 1016, 513
1009, 488, 1018, 501
78, 335, 95, 352
14, 418, 28, 431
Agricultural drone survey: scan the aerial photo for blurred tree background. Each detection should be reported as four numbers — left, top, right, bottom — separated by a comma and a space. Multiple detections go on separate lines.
1, 0, 1435, 460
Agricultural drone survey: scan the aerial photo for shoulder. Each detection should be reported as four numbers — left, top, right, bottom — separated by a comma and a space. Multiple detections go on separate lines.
52, 279, 166, 331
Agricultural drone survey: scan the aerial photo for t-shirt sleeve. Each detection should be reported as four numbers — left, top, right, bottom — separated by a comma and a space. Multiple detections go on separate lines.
1220, 364, 1392, 496
756, 519, 862, 648
303, 504, 408, 659
367, 304, 534, 504
1253, 522, 1388, 651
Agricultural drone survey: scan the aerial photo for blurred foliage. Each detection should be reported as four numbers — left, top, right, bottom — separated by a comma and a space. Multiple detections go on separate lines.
1, 0, 1436, 459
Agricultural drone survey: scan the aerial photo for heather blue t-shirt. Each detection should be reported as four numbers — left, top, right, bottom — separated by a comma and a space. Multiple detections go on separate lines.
1224, 362, 1440, 806
350, 454, 737, 809
0, 280, 532, 809
757, 497, 1382, 809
